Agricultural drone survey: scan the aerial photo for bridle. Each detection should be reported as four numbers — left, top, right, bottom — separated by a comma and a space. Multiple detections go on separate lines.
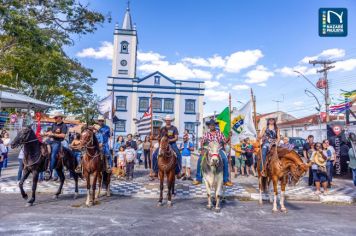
81, 129, 100, 159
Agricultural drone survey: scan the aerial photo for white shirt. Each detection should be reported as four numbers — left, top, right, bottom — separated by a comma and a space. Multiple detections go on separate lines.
18, 149, 24, 159
125, 148, 136, 162
328, 146, 336, 161
0, 143, 7, 154
118, 151, 125, 162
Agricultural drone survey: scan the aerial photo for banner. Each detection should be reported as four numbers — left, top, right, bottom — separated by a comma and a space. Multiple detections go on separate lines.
97, 92, 113, 120
231, 100, 257, 144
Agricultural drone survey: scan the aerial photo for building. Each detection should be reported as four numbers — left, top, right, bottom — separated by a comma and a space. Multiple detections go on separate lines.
256, 111, 296, 131
106, 6, 204, 138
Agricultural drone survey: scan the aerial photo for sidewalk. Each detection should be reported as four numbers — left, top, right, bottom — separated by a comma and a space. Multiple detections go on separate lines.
1, 151, 355, 204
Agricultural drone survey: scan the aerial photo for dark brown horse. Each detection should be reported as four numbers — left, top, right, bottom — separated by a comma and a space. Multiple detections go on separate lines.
80, 128, 111, 207
11, 127, 79, 206
157, 135, 176, 207
257, 146, 310, 212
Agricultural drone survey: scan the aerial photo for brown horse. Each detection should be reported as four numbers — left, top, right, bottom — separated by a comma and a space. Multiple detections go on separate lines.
257, 146, 310, 212
157, 135, 177, 207
80, 128, 111, 207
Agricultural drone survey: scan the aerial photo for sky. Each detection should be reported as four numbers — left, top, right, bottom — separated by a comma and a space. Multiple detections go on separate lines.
66, 0, 356, 118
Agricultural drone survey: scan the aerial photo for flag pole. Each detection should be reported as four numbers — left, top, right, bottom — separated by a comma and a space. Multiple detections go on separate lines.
228, 93, 232, 182
250, 88, 258, 133
111, 88, 115, 160
149, 91, 154, 177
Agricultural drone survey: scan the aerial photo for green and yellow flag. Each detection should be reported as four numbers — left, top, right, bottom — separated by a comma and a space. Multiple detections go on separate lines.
216, 107, 231, 138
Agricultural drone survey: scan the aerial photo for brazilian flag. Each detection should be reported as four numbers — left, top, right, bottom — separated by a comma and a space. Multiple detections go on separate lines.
216, 107, 231, 138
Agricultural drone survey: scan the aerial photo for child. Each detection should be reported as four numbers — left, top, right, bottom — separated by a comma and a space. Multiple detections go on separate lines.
242, 138, 255, 177
137, 140, 143, 165
180, 134, 194, 180
117, 146, 126, 178
0, 139, 6, 178
125, 142, 136, 181
70, 133, 82, 173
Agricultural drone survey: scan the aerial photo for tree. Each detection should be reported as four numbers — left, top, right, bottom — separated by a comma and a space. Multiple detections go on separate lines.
0, 0, 107, 115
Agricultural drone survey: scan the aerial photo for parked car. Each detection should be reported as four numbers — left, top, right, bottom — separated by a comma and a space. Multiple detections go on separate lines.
288, 137, 306, 156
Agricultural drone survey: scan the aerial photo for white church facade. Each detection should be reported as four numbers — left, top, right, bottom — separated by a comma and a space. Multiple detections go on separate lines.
107, 6, 205, 138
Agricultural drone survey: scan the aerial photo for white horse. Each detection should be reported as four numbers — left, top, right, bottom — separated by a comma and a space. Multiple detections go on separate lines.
201, 141, 224, 212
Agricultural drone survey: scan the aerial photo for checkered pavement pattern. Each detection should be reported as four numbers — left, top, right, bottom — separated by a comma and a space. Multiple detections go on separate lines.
0, 178, 249, 198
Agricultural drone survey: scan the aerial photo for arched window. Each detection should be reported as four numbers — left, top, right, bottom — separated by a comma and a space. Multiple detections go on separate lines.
120, 41, 129, 53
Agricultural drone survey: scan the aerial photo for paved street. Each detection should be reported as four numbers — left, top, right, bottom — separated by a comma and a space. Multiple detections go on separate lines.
0, 193, 356, 236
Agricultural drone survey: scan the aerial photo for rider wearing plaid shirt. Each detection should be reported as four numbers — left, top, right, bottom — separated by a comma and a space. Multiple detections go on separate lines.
192, 119, 233, 187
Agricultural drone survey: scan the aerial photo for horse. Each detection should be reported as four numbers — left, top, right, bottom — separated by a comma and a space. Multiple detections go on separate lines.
11, 126, 79, 206
80, 128, 111, 207
257, 146, 310, 212
201, 141, 224, 212
157, 135, 176, 207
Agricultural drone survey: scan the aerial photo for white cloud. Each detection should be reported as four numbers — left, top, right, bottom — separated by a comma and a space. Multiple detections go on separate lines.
275, 65, 316, 77
204, 89, 229, 101
293, 101, 304, 106
258, 83, 267, 87
182, 57, 210, 67
208, 55, 226, 68
137, 51, 165, 62
245, 65, 274, 84
333, 59, 356, 72
182, 55, 225, 68
205, 81, 220, 89
232, 84, 249, 90
216, 73, 224, 80
76, 41, 113, 60
225, 49, 263, 73
300, 48, 345, 64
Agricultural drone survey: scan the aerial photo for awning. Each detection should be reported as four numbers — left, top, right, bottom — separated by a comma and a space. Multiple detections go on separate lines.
0, 90, 54, 110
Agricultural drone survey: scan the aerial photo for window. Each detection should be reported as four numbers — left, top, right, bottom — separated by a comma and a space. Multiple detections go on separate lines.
154, 76, 160, 85
185, 122, 195, 134
139, 97, 149, 112
115, 120, 126, 132
152, 98, 162, 112
120, 41, 129, 53
185, 99, 196, 114
118, 70, 128, 75
116, 96, 127, 111
164, 99, 174, 113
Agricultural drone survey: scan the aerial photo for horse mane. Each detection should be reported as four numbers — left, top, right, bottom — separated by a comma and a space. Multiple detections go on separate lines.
277, 147, 304, 164
83, 127, 100, 153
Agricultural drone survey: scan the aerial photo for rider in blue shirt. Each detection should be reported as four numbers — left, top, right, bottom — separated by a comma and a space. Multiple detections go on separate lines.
96, 115, 112, 172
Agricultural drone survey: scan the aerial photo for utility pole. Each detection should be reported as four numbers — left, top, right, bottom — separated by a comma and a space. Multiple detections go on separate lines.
272, 99, 282, 112
250, 88, 257, 130
309, 60, 335, 122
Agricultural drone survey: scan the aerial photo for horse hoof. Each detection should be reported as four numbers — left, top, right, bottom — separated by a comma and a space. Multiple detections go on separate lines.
73, 193, 78, 200
280, 208, 288, 213
214, 208, 221, 213
272, 209, 278, 213
157, 202, 163, 207
106, 191, 111, 197
221, 199, 226, 204
206, 205, 212, 210
22, 194, 28, 200
25, 202, 33, 207
53, 195, 59, 200
167, 201, 173, 207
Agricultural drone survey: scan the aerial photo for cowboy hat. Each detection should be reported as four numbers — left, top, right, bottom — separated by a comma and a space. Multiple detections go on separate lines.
205, 118, 218, 126
97, 115, 105, 121
51, 111, 65, 118
162, 115, 175, 122
314, 152, 326, 167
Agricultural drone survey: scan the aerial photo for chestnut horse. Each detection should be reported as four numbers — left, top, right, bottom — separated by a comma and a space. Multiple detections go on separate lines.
257, 146, 310, 212
80, 128, 111, 207
11, 127, 79, 206
157, 135, 177, 207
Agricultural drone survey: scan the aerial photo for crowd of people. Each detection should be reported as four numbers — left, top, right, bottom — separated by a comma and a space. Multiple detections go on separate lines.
1, 114, 356, 195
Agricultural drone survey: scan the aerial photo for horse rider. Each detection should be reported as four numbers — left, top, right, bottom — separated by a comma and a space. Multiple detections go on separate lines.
93, 119, 111, 173
151, 115, 184, 179
45, 112, 68, 180
192, 118, 234, 187
258, 117, 280, 176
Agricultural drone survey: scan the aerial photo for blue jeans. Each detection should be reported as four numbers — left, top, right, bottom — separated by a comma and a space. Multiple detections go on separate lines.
103, 142, 112, 167
152, 142, 181, 175
17, 158, 24, 181
326, 161, 333, 183
196, 149, 229, 183
261, 143, 270, 170
3, 152, 8, 168
73, 151, 82, 165
50, 141, 61, 172
352, 168, 356, 186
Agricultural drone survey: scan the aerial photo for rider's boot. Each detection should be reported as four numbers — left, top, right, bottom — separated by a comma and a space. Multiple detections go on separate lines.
75, 163, 82, 174
192, 180, 202, 185
224, 181, 234, 187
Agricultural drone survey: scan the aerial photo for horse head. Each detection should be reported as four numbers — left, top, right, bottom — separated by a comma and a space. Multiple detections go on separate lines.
159, 135, 170, 152
281, 149, 311, 185
206, 141, 221, 167
11, 126, 36, 149
80, 127, 96, 150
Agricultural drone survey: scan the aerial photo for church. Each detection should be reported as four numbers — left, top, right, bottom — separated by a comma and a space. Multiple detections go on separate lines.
107, 6, 205, 139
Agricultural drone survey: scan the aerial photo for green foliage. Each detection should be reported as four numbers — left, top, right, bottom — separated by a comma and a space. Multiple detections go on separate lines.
0, 0, 107, 116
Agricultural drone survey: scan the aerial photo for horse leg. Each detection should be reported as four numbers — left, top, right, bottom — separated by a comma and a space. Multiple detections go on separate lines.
96, 172, 102, 199
105, 172, 111, 197
272, 177, 278, 213
26, 170, 39, 207
258, 176, 263, 205
157, 171, 164, 206
167, 171, 174, 207
19, 168, 30, 200
205, 179, 212, 209
215, 178, 223, 213
85, 172, 91, 207
280, 178, 287, 213
73, 171, 79, 199
54, 168, 65, 199
92, 172, 98, 205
